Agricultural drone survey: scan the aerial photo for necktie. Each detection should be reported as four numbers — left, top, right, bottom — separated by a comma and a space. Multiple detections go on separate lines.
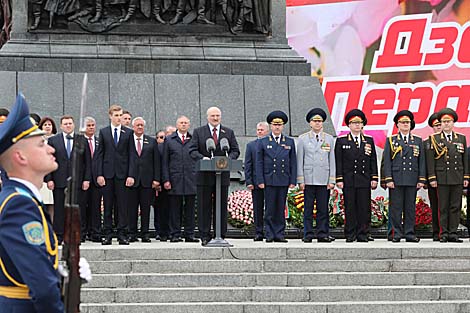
212, 128, 218, 145
88, 137, 94, 157
114, 128, 118, 145
354, 136, 359, 148
447, 134, 452, 142
181, 134, 185, 144
275, 136, 280, 144
316, 134, 319, 142
136, 137, 142, 156
66, 135, 72, 158
403, 136, 407, 144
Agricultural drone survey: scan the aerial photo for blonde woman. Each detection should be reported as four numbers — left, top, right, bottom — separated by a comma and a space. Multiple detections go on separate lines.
38, 117, 57, 219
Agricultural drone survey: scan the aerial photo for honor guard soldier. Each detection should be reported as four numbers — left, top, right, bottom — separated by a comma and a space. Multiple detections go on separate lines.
427, 108, 469, 243
424, 113, 442, 241
256, 111, 297, 243
297, 108, 336, 243
335, 109, 378, 242
383, 110, 426, 242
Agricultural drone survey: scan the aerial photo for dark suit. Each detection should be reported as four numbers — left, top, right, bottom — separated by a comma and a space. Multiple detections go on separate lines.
383, 133, 426, 240
427, 132, 469, 240
255, 134, 297, 241
46, 133, 87, 242
82, 135, 102, 241
188, 124, 240, 241
95, 125, 134, 241
128, 134, 160, 239
162, 132, 197, 239
335, 133, 378, 241
153, 141, 170, 239
424, 138, 440, 239
244, 139, 264, 238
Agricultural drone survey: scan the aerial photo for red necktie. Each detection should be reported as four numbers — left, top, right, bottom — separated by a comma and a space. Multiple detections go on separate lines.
88, 137, 94, 157
212, 127, 218, 145
181, 134, 185, 144
137, 138, 142, 156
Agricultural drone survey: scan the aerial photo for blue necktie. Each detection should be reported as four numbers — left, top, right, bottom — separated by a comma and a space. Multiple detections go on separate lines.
114, 128, 118, 145
66, 135, 72, 158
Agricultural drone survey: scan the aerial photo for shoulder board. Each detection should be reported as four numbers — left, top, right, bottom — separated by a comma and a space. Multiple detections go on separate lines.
14, 188, 33, 200
412, 134, 421, 138
391, 134, 398, 137
432, 132, 441, 136
455, 132, 465, 136
363, 135, 372, 138
299, 132, 309, 138
338, 135, 347, 138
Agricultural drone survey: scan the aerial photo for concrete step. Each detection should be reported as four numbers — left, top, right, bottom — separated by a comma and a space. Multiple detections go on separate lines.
80, 300, 470, 313
86, 272, 470, 288
88, 258, 470, 274
81, 285, 470, 303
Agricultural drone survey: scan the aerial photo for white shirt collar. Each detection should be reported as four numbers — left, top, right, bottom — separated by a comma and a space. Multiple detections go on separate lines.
134, 133, 143, 140
9, 177, 43, 202
111, 124, 121, 132
63, 132, 74, 139
208, 124, 220, 132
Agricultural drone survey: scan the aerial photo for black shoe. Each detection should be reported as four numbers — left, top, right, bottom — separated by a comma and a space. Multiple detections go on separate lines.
302, 238, 312, 243
440, 236, 448, 243
328, 236, 336, 242
155, 235, 161, 241
141, 237, 151, 243
387, 235, 393, 241
118, 239, 129, 245
265, 238, 274, 243
367, 236, 375, 241
317, 237, 332, 243
80, 237, 86, 243
448, 237, 463, 243
160, 236, 168, 242
253, 236, 263, 242
433, 235, 440, 241
345, 238, 355, 243
197, 16, 215, 25
129, 236, 138, 243
91, 236, 102, 243
274, 238, 288, 243
201, 239, 209, 246
357, 238, 368, 242
406, 237, 420, 243
392, 237, 401, 243
185, 237, 199, 243
170, 237, 183, 242
102, 238, 112, 245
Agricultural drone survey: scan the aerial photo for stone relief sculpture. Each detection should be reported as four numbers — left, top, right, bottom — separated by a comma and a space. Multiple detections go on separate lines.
26, 0, 271, 35
0, 0, 11, 48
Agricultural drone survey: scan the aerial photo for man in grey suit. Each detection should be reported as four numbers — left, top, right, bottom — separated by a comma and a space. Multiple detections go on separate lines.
297, 108, 336, 243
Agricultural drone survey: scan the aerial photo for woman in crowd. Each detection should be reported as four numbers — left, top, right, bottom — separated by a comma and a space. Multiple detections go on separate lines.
39, 116, 58, 219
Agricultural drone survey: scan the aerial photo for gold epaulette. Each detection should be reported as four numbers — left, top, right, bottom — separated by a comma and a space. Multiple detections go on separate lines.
299, 132, 309, 138
338, 134, 347, 138
430, 133, 447, 159
388, 136, 402, 160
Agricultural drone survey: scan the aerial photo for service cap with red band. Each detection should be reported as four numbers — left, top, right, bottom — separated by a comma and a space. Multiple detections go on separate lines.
267, 110, 288, 125
427, 112, 440, 127
306, 108, 327, 123
438, 108, 458, 123
393, 110, 415, 130
345, 109, 367, 126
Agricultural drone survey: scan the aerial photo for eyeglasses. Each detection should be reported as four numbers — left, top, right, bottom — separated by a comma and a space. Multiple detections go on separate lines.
157, 136, 164, 139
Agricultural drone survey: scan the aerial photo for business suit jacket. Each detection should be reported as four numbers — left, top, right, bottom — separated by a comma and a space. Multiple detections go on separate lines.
84, 135, 100, 187
383, 133, 426, 186
296, 131, 336, 186
46, 133, 87, 188
188, 124, 240, 186
255, 134, 297, 187
95, 125, 134, 180
427, 131, 469, 185
244, 139, 260, 188
162, 132, 197, 195
335, 133, 378, 188
128, 134, 160, 188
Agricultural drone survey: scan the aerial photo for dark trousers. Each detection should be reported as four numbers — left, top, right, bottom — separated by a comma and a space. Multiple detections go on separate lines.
389, 185, 418, 239
251, 188, 265, 237
428, 186, 440, 237
128, 186, 153, 238
264, 185, 288, 240
197, 184, 228, 240
169, 194, 196, 238
80, 183, 102, 239
303, 185, 329, 239
438, 184, 463, 239
154, 189, 170, 237
343, 187, 371, 241
102, 177, 128, 240
52, 187, 66, 240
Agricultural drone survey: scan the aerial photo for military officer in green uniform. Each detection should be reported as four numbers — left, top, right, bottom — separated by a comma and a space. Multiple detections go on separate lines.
427, 108, 469, 243
383, 110, 426, 242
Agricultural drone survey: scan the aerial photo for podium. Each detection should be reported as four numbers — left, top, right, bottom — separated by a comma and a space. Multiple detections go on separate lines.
197, 156, 243, 247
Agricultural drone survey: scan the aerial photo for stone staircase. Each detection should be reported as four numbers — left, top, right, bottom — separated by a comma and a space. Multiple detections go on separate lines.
79, 240, 470, 313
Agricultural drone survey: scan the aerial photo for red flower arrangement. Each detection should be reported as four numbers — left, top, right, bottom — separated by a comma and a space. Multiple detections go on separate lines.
415, 197, 432, 228
227, 189, 254, 230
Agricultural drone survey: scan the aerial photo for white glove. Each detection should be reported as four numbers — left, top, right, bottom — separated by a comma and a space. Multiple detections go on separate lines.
79, 257, 92, 283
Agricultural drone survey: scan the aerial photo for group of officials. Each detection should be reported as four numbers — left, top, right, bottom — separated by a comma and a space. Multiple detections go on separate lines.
245, 107, 469, 243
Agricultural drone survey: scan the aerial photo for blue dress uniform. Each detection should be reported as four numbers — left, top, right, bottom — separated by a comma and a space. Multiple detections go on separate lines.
255, 111, 297, 242
383, 110, 426, 242
335, 110, 378, 242
0, 95, 63, 312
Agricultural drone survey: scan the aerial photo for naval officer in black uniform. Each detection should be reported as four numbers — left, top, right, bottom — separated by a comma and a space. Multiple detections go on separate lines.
383, 110, 426, 242
335, 109, 378, 242
255, 111, 297, 243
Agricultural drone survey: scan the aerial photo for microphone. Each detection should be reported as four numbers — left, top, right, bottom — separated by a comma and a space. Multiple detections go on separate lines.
206, 138, 216, 158
220, 137, 230, 157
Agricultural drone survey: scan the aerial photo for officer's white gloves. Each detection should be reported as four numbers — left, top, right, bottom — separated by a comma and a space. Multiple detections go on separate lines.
79, 257, 92, 283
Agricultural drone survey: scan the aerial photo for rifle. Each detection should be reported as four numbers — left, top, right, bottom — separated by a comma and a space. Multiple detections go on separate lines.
60, 74, 88, 313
